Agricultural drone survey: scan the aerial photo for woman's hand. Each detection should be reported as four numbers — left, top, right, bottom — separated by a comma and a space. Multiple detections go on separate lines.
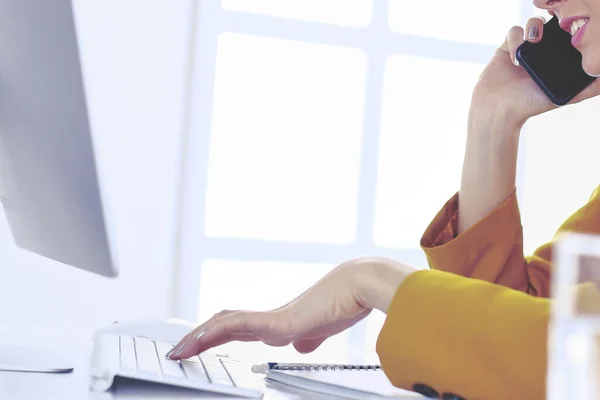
167, 257, 416, 360
457, 16, 600, 235
472, 16, 600, 128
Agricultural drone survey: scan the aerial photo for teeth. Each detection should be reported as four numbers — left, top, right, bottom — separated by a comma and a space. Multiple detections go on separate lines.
571, 18, 589, 36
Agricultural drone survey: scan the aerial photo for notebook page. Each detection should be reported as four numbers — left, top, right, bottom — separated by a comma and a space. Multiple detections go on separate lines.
267, 370, 424, 399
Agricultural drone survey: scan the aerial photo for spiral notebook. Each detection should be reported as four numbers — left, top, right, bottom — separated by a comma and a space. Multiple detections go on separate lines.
263, 364, 424, 399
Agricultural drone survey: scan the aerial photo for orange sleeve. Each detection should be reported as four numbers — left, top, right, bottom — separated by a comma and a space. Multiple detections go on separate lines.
375, 186, 600, 399
421, 186, 600, 297
376, 269, 550, 400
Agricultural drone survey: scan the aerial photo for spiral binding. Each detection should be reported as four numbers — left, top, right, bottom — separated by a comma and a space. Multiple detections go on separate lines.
272, 363, 381, 371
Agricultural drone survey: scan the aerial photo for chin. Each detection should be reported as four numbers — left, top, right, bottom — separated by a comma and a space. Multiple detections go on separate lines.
581, 51, 600, 77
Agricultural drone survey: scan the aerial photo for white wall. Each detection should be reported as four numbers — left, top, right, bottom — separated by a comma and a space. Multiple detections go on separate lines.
0, 0, 193, 341
520, 96, 600, 254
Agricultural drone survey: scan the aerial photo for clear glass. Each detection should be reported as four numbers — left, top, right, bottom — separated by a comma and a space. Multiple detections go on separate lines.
221, 0, 373, 28
374, 54, 484, 248
548, 233, 600, 400
205, 33, 367, 244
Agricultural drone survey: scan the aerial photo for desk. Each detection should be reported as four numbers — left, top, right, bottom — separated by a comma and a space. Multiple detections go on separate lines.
0, 325, 343, 399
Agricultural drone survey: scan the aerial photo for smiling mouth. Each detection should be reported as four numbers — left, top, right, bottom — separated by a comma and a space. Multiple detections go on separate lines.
570, 18, 589, 36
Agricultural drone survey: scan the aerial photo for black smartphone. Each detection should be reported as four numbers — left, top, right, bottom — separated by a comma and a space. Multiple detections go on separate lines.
515, 16, 595, 106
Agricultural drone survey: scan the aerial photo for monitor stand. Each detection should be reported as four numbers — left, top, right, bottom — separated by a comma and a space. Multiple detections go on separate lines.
0, 344, 74, 373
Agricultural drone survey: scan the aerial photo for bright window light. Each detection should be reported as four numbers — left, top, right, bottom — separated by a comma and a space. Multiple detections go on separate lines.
389, 0, 521, 45
374, 54, 484, 249
178, 0, 542, 363
221, 0, 373, 28
205, 33, 367, 244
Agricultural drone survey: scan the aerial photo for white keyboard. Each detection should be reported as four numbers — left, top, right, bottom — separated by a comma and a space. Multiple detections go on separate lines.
89, 333, 263, 398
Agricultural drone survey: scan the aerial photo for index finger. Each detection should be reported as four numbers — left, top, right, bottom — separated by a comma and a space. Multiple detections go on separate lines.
167, 311, 228, 358
524, 16, 547, 44
174, 311, 285, 359
499, 16, 546, 53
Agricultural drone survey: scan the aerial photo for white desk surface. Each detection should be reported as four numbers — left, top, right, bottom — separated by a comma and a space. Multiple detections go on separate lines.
0, 324, 347, 400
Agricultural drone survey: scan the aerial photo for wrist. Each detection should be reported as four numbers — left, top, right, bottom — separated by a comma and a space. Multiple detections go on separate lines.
467, 103, 526, 141
353, 257, 415, 313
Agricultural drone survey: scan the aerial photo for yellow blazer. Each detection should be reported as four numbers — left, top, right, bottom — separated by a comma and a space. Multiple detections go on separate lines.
376, 186, 600, 400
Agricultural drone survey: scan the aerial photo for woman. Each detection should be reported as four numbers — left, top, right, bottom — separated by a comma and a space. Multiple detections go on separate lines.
169, 0, 600, 398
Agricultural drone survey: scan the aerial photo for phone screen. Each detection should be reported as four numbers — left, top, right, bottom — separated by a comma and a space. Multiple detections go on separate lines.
515, 16, 595, 106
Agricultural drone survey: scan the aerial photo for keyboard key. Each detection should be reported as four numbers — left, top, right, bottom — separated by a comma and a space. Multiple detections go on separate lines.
155, 341, 177, 361
119, 336, 137, 371
222, 359, 258, 388
181, 357, 202, 365
160, 359, 186, 379
182, 361, 210, 383
152, 341, 186, 378
134, 337, 161, 375
155, 341, 176, 355
201, 357, 234, 386
210, 376, 235, 387
200, 353, 221, 363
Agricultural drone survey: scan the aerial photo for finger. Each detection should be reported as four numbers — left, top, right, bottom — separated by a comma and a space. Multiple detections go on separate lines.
176, 311, 292, 359
293, 337, 328, 354
524, 16, 546, 44
189, 332, 259, 355
505, 25, 525, 65
181, 328, 255, 358
166, 330, 196, 358
168, 311, 229, 358
167, 330, 200, 359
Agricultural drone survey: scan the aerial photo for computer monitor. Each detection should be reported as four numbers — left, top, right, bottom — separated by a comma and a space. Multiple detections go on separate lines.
0, 1, 117, 372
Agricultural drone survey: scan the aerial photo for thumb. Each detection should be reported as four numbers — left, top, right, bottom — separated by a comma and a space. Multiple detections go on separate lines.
293, 337, 327, 354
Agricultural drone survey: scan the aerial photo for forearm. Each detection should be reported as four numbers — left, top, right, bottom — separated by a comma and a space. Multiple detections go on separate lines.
458, 108, 523, 234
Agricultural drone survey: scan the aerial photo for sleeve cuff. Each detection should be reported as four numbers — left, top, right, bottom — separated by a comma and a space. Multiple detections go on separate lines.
376, 269, 549, 400
420, 192, 460, 249
420, 190, 523, 275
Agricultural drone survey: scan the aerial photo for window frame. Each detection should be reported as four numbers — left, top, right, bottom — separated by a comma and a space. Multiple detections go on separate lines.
170, 0, 531, 333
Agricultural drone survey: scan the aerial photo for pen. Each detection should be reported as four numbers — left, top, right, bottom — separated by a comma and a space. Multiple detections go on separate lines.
251, 362, 280, 373
250, 362, 382, 373
252, 362, 333, 373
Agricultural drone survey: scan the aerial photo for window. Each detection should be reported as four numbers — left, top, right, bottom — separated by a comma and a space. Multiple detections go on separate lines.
222, 0, 373, 28
389, 0, 521, 45
205, 33, 367, 244
374, 55, 484, 248
175, 1, 533, 362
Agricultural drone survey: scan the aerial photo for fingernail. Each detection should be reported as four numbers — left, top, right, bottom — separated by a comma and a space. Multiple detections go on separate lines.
169, 343, 183, 358
514, 57, 520, 67
167, 330, 206, 357
194, 329, 206, 340
165, 347, 175, 359
528, 26, 539, 40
